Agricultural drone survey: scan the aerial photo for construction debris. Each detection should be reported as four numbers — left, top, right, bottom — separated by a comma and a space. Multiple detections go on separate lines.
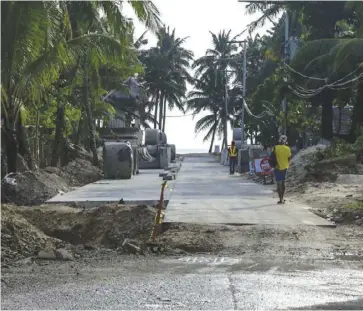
1, 159, 102, 206
1, 204, 156, 266
1, 205, 69, 265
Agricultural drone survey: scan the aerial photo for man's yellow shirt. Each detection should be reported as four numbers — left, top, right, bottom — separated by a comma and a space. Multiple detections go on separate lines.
274, 144, 291, 170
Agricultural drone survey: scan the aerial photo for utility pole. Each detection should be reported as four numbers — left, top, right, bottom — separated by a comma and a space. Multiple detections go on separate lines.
227, 40, 247, 145
224, 69, 229, 149
216, 66, 235, 149
283, 11, 289, 136
241, 40, 247, 145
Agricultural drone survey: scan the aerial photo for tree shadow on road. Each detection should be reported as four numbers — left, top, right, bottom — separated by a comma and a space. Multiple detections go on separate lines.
293, 297, 363, 310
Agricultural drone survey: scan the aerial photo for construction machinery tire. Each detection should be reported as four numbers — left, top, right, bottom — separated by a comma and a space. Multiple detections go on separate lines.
139, 147, 155, 162
103, 142, 133, 179
145, 129, 161, 145
146, 145, 159, 157
160, 132, 167, 144
232, 128, 242, 141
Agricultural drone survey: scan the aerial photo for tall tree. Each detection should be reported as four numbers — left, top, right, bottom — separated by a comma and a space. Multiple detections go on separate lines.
1, 0, 162, 173
140, 26, 193, 132
192, 30, 241, 148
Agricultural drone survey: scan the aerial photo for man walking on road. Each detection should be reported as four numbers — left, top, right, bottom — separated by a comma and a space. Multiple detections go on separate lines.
271, 135, 291, 204
228, 141, 238, 175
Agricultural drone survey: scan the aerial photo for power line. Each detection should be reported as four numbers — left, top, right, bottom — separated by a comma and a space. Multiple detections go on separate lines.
243, 98, 274, 119
165, 99, 275, 120
165, 112, 198, 118
164, 68, 363, 118
285, 61, 363, 98
289, 70, 363, 98
285, 62, 327, 82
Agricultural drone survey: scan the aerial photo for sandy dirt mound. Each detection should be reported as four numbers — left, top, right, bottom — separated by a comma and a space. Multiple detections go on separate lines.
1, 159, 102, 206
289, 145, 327, 181
44, 159, 103, 187
1, 204, 157, 265
1, 205, 69, 265
289, 181, 363, 225
245, 145, 363, 226
62, 159, 103, 186
157, 223, 226, 253
18, 204, 155, 249
157, 222, 363, 259
1, 170, 71, 206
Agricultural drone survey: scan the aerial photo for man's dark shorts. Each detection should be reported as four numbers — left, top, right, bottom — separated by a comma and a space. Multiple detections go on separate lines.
274, 168, 287, 183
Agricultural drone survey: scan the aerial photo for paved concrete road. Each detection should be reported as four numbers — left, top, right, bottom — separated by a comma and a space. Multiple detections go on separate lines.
2, 256, 363, 310
47, 169, 175, 206
165, 156, 333, 226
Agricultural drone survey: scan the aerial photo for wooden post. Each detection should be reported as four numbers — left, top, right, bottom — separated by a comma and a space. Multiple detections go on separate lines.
151, 181, 168, 242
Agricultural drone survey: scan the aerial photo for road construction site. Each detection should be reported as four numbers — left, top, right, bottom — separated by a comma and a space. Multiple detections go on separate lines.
46, 155, 332, 227
2, 151, 363, 310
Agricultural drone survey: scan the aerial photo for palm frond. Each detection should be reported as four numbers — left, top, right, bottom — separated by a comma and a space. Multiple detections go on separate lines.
128, 0, 162, 33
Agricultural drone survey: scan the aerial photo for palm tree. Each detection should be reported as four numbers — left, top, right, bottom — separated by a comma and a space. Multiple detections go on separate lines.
140, 26, 193, 132
186, 71, 236, 152
1, 1, 70, 172
191, 30, 241, 148
244, 1, 282, 33
243, 1, 363, 142
193, 30, 241, 79
1, 0, 162, 173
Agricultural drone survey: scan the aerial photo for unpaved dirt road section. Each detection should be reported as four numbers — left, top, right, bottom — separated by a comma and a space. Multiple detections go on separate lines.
2, 255, 363, 310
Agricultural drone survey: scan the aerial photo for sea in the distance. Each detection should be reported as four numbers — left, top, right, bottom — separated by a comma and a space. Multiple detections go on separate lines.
177, 148, 209, 154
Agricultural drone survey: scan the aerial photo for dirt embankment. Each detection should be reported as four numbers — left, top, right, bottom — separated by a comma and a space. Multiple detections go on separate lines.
247, 144, 363, 225
1, 204, 156, 266
1, 158, 103, 206
250, 144, 363, 226
286, 145, 363, 225
3, 203, 363, 268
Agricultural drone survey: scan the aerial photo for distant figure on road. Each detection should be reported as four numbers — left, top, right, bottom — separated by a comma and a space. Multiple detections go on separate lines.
271, 135, 291, 204
228, 141, 238, 175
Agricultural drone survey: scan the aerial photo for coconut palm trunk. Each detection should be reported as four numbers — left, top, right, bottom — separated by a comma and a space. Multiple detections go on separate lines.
75, 107, 84, 146
2, 111, 18, 173
51, 103, 65, 167
158, 92, 164, 130
16, 111, 34, 170
208, 121, 218, 153
153, 91, 160, 129
320, 91, 334, 141
83, 52, 99, 167
162, 96, 167, 132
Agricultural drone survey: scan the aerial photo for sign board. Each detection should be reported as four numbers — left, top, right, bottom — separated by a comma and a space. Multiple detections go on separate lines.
254, 157, 273, 175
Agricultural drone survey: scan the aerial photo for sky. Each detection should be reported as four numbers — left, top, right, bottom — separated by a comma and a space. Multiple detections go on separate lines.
123, 0, 273, 150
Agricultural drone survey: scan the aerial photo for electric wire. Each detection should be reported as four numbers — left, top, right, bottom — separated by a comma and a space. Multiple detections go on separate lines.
164, 112, 198, 118
152, 63, 363, 119
285, 62, 327, 81
285, 61, 363, 98
290, 72, 363, 98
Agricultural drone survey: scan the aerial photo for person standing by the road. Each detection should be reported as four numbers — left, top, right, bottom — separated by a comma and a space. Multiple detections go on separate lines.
271, 135, 291, 204
228, 141, 238, 175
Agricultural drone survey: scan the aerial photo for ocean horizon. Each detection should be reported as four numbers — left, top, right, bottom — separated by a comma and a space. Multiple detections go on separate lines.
177, 148, 210, 154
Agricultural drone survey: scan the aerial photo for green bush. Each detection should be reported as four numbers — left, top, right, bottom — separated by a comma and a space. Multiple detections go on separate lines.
309, 130, 363, 165
312, 138, 355, 162
353, 133, 363, 152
